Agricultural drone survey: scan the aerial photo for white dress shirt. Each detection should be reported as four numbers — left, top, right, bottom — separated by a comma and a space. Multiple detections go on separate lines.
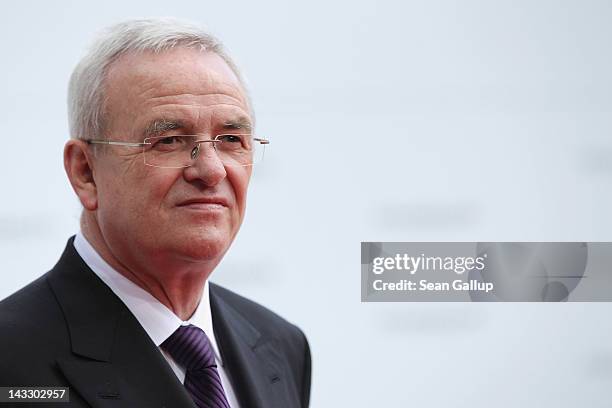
73, 232, 240, 408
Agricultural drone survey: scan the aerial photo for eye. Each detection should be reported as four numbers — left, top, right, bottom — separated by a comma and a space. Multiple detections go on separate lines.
216, 134, 252, 152
159, 136, 180, 145
217, 134, 244, 143
149, 136, 187, 151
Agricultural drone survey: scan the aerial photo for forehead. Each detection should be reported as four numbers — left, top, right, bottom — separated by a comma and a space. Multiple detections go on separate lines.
103, 48, 250, 132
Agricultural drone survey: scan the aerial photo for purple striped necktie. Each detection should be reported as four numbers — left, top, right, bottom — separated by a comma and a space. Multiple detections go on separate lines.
161, 324, 231, 408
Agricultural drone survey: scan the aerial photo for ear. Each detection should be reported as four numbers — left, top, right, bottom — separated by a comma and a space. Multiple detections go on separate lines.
64, 139, 98, 211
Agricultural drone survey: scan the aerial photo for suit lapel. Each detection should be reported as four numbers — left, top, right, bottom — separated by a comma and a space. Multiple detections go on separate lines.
48, 238, 196, 408
210, 284, 290, 408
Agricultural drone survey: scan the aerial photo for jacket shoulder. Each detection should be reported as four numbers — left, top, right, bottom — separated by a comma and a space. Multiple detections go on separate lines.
210, 283, 312, 406
0, 271, 62, 327
210, 282, 306, 342
0, 272, 70, 383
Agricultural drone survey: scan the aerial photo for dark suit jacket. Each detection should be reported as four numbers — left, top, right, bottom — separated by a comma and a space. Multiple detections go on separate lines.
0, 237, 311, 408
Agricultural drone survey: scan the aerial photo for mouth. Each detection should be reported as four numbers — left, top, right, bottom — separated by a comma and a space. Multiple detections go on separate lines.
177, 197, 229, 210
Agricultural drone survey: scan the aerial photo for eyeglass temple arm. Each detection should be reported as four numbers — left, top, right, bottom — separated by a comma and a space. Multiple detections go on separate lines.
87, 140, 145, 147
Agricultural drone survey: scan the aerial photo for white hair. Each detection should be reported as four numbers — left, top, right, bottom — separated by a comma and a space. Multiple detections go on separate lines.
67, 18, 252, 140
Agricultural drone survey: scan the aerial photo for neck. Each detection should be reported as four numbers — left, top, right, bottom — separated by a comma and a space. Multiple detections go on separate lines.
80, 212, 216, 320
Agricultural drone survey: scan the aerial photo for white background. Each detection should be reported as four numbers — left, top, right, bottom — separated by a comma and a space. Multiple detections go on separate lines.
1, 1, 611, 406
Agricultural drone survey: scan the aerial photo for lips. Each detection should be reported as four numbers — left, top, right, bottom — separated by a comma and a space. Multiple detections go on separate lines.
177, 197, 229, 208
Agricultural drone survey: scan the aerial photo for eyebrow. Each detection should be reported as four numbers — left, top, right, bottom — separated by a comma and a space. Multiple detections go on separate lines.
223, 117, 252, 132
143, 119, 185, 137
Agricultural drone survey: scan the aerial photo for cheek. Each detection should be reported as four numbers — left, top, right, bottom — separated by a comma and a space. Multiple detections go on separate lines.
226, 166, 251, 215
99, 166, 178, 220
139, 172, 182, 211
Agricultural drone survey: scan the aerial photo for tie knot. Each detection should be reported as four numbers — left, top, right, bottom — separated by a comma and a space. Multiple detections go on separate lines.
161, 324, 216, 371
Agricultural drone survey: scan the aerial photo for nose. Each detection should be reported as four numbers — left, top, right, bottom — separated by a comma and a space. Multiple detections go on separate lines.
182, 142, 227, 186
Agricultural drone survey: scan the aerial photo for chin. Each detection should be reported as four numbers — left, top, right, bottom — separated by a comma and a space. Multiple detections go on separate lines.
177, 234, 231, 261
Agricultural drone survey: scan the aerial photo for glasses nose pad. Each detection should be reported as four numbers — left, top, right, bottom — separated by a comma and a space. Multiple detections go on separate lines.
190, 145, 200, 160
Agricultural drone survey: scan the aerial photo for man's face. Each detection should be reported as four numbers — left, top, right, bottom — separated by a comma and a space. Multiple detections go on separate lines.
92, 48, 252, 266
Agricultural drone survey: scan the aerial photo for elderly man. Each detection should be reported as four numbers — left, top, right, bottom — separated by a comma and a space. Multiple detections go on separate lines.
0, 18, 311, 408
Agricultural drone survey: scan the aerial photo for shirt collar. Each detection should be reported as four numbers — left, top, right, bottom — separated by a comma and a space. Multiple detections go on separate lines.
73, 231, 222, 363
